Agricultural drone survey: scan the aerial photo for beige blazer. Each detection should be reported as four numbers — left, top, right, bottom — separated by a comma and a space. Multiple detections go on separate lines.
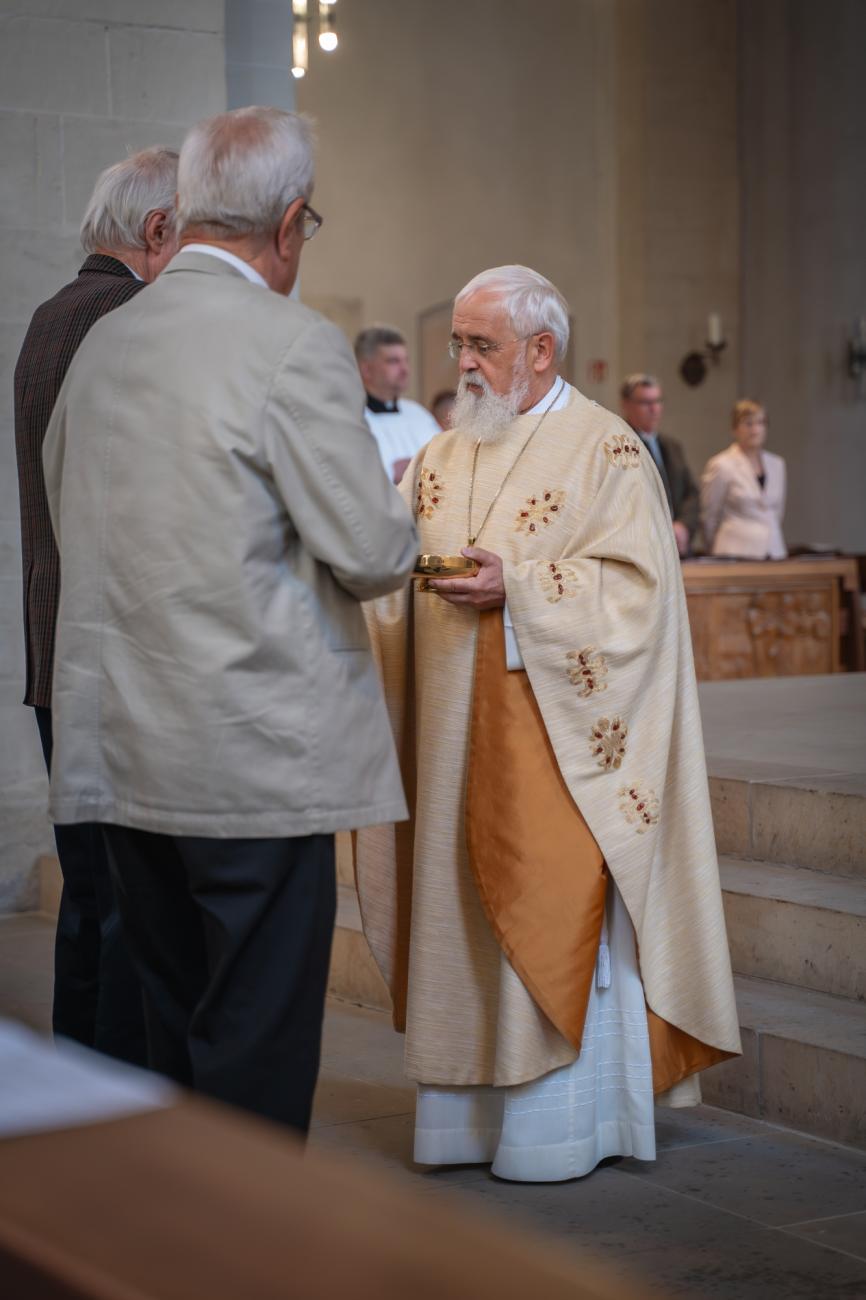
42, 251, 418, 837
700, 443, 787, 559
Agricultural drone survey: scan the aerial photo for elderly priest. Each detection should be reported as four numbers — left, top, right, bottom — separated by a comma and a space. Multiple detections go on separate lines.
357, 265, 741, 1182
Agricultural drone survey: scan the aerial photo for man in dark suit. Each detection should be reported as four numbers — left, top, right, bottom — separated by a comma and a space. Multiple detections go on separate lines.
13, 146, 179, 1064
620, 373, 700, 556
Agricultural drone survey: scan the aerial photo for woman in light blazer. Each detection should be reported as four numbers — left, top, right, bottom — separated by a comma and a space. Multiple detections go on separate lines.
700, 399, 787, 559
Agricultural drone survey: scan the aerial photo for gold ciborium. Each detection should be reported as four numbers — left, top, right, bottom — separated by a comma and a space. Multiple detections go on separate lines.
412, 553, 479, 591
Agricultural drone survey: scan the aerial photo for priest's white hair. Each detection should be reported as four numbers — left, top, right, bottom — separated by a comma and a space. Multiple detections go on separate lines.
177, 106, 314, 237
454, 265, 570, 363
80, 147, 178, 254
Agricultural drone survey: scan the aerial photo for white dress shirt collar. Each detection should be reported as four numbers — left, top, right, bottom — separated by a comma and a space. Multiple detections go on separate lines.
524, 375, 572, 415
181, 243, 269, 289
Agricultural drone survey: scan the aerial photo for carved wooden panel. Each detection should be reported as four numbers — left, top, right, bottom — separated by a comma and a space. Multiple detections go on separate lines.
687, 587, 837, 680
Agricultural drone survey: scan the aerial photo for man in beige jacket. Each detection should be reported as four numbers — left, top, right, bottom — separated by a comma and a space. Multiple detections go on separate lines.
42, 107, 418, 1132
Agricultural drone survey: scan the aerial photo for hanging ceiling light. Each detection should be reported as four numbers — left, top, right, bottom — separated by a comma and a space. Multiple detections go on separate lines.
318, 0, 338, 52
292, 0, 309, 78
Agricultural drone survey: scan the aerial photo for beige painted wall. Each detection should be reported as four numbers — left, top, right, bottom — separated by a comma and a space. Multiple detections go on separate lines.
297, 0, 621, 405
297, 0, 740, 483
739, 0, 866, 552
616, 0, 740, 487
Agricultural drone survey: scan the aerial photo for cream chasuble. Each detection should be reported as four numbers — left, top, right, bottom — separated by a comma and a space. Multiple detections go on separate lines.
356, 387, 741, 1090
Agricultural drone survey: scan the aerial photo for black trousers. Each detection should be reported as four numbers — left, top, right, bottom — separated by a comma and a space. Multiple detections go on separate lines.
34, 707, 148, 1066
100, 825, 336, 1134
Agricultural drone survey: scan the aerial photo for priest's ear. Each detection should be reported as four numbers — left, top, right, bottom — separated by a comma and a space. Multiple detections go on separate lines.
530, 331, 556, 374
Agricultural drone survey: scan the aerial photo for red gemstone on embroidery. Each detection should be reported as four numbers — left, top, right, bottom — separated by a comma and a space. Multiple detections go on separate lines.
529, 523, 536, 532
544, 492, 551, 501
432, 497, 439, 504
521, 511, 529, 518
550, 505, 559, 511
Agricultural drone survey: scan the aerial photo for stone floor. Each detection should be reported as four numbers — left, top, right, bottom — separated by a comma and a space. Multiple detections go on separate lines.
3, 913, 866, 1299
699, 672, 866, 793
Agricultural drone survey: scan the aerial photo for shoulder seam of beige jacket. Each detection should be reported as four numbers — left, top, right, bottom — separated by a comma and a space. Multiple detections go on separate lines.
42, 250, 419, 837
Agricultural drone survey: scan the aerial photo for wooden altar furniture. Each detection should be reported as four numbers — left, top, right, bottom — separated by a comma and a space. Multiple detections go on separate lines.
682, 557, 863, 680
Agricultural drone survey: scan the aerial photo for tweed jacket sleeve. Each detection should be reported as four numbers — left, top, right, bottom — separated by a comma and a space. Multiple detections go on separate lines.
13, 256, 144, 707
265, 317, 418, 601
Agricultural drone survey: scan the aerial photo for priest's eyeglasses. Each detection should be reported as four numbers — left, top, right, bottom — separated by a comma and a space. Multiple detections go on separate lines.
301, 203, 323, 241
447, 334, 534, 361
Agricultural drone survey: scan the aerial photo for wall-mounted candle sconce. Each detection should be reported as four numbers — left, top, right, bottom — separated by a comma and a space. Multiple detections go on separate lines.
848, 317, 866, 394
680, 313, 727, 387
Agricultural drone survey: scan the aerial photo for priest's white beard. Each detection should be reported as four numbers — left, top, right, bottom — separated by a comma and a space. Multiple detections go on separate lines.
452, 367, 530, 445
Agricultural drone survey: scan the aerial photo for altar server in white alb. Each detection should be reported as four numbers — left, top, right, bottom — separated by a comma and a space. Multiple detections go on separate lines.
355, 325, 440, 483
357, 264, 741, 1183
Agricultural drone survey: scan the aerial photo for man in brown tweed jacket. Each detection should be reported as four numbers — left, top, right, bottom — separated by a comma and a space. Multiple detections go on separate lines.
13, 146, 179, 1064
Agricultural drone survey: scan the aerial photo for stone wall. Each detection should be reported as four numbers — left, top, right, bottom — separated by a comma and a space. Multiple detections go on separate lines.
295, 0, 741, 481
0, 1, 225, 910
738, 0, 866, 552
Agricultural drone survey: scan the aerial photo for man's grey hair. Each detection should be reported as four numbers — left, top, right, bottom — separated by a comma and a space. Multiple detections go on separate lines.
620, 373, 662, 401
80, 146, 179, 254
176, 106, 314, 237
354, 325, 406, 362
454, 265, 570, 363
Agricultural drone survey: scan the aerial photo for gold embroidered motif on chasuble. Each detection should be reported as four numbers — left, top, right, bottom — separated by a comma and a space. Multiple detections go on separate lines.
415, 467, 445, 519
603, 432, 642, 469
514, 488, 566, 534
618, 781, 660, 833
566, 646, 609, 697
588, 715, 628, 771
537, 560, 580, 603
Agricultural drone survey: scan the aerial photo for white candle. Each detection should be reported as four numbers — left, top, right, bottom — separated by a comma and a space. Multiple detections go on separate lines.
708, 313, 723, 346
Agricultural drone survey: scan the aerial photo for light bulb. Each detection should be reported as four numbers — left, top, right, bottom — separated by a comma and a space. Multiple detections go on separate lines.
318, 30, 338, 50
292, 26, 308, 76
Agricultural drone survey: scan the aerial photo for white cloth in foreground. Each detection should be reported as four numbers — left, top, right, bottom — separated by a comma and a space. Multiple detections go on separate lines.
414, 882, 656, 1181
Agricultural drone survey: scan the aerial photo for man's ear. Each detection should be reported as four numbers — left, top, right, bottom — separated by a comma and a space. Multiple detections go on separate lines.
532, 331, 556, 373
143, 208, 170, 252
276, 197, 306, 259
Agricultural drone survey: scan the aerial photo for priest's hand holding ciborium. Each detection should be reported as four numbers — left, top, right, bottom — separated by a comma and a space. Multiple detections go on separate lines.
412, 546, 506, 609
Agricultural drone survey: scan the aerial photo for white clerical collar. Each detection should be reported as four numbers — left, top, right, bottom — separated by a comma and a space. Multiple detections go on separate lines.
524, 376, 571, 416
119, 262, 143, 282
182, 243, 269, 288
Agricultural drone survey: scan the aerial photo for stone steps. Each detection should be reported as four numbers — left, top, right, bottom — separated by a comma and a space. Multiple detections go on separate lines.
719, 856, 866, 1001
36, 823, 866, 1152
702, 974, 866, 1150
709, 774, 866, 879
